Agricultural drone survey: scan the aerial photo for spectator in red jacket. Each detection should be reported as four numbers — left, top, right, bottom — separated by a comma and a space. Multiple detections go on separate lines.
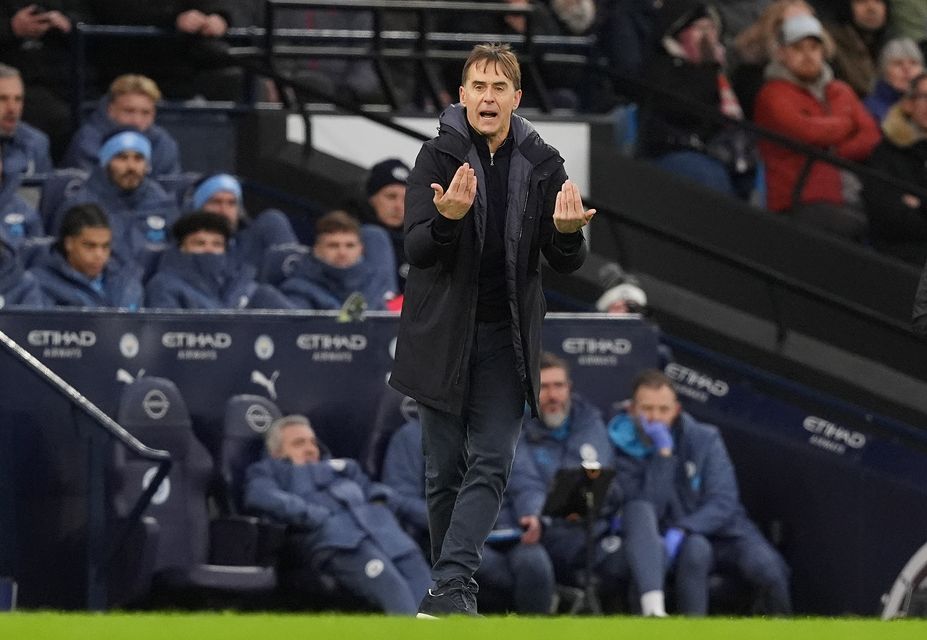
754, 13, 881, 240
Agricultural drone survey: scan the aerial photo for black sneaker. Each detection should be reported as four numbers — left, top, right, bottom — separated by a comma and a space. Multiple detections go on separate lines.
416, 577, 480, 619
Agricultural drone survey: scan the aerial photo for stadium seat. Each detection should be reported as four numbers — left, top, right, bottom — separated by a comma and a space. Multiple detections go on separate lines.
157, 172, 203, 210
115, 377, 276, 608
38, 168, 89, 233
258, 243, 310, 286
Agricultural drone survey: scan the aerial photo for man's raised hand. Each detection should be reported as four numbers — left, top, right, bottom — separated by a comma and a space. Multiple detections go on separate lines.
432, 162, 477, 220
553, 179, 596, 234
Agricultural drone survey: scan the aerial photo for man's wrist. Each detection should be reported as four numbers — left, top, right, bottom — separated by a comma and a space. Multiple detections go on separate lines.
432, 213, 461, 242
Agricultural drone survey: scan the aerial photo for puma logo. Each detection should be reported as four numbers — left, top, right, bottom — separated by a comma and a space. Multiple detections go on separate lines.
250, 370, 280, 400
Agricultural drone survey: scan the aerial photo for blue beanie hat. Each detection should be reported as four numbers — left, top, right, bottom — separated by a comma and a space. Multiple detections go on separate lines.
98, 130, 151, 167
192, 174, 242, 211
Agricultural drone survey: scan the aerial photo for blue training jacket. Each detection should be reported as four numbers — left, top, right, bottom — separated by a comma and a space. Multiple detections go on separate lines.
607, 410, 760, 538
30, 248, 143, 310
52, 167, 180, 274
145, 248, 293, 310
3, 121, 53, 178
61, 97, 182, 176
244, 455, 421, 559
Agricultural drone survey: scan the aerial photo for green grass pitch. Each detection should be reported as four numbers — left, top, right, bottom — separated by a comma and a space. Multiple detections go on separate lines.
1, 613, 925, 640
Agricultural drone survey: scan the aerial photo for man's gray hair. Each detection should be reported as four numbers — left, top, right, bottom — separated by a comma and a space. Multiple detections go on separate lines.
265, 414, 312, 456
0, 64, 21, 80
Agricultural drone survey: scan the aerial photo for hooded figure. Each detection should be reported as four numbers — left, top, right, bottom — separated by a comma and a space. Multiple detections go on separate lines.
144, 211, 293, 310
279, 210, 396, 310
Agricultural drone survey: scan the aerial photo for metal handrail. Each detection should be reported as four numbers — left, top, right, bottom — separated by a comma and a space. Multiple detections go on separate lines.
588, 196, 915, 338
0, 329, 171, 609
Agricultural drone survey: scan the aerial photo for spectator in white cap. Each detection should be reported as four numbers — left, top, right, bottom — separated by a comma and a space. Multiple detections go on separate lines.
754, 13, 880, 240
189, 173, 298, 271
52, 129, 180, 275
596, 281, 649, 314
863, 38, 924, 123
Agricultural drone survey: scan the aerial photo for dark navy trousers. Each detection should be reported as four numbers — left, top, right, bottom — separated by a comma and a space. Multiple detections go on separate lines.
419, 320, 525, 583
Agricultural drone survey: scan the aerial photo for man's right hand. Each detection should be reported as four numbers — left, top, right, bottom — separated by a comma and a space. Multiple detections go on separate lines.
431, 162, 477, 220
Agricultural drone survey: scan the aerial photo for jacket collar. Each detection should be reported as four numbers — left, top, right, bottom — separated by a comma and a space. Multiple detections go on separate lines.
436, 104, 557, 168
764, 60, 834, 102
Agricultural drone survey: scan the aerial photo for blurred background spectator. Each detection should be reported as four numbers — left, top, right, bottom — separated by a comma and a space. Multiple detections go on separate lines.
63, 74, 182, 176
863, 38, 924, 124
863, 71, 927, 265
636, 0, 758, 201
826, 0, 889, 98
754, 13, 879, 239
0, 2, 88, 161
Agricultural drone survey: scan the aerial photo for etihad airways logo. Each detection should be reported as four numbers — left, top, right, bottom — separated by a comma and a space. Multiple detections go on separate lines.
803, 416, 867, 455
28, 329, 97, 359
297, 333, 367, 363
161, 332, 232, 361
562, 337, 632, 367
664, 363, 729, 403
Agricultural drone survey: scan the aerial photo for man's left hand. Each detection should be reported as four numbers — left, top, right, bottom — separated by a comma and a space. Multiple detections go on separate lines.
553, 179, 595, 234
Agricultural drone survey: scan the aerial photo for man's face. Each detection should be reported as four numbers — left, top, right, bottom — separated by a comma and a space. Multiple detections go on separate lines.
0, 76, 24, 137
202, 191, 240, 231
368, 184, 406, 229
851, 0, 886, 32
630, 384, 681, 426
314, 231, 363, 268
906, 79, 927, 130
780, 37, 825, 83
107, 92, 156, 131
64, 226, 112, 279
275, 423, 321, 465
181, 230, 226, 254
539, 366, 572, 429
459, 61, 522, 148
107, 151, 147, 191
884, 57, 923, 93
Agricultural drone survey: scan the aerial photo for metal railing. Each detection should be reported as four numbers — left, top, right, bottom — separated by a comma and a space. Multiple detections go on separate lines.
0, 330, 171, 610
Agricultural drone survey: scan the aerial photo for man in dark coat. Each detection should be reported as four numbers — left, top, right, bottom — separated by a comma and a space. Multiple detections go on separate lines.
244, 415, 431, 615
388, 43, 593, 617
864, 72, 927, 265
